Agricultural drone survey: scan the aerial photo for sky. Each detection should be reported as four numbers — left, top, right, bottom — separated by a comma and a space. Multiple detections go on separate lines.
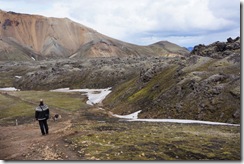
0, 0, 241, 47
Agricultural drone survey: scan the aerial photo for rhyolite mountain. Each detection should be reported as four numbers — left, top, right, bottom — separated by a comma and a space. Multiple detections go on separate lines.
0, 10, 189, 60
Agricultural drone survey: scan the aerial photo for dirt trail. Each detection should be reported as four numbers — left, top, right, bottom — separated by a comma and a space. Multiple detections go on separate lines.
0, 109, 81, 160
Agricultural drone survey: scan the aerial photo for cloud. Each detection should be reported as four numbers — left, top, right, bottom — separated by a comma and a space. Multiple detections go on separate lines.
0, 0, 240, 47
65, 0, 240, 46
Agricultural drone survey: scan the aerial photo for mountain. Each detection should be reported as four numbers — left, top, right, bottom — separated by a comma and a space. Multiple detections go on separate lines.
0, 10, 189, 60
149, 41, 190, 57
0, 10, 110, 59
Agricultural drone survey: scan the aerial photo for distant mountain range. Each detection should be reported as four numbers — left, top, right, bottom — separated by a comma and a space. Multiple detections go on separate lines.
187, 47, 194, 51
0, 10, 189, 61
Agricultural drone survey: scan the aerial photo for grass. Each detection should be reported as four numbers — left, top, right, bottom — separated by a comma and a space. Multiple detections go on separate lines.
0, 90, 89, 125
0, 93, 35, 125
9, 91, 89, 111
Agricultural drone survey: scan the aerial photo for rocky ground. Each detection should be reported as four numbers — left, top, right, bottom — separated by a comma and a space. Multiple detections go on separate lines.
0, 119, 77, 160
1, 56, 176, 90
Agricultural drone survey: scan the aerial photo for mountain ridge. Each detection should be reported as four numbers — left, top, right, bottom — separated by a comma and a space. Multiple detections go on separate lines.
0, 10, 189, 60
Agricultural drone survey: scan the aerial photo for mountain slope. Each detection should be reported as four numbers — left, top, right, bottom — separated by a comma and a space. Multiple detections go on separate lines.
0, 10, 189, 60
103, 37, 240, 124
0, 36, 42, 61
0, 10, 101, 59
69, 37, 156, 58
0, 39, 32, 61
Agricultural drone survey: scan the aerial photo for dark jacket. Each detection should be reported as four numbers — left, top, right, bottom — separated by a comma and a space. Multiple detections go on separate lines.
35, 104, 49, 120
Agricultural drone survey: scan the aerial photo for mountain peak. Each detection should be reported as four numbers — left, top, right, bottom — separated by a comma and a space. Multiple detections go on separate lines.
149, 40, 189, 57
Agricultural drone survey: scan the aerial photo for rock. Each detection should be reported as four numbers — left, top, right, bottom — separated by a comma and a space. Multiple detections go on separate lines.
215, 42, 226, 52
227, 37, 234, 43
230, 86, 240, 98
232, 109, 240, 118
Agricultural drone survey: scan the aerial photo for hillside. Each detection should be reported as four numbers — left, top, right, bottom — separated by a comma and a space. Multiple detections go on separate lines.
0, 10, 189, 60
103, 37, 240, 124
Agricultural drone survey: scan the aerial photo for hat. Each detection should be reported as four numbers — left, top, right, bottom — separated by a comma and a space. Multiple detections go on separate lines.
40, 99, 43, 102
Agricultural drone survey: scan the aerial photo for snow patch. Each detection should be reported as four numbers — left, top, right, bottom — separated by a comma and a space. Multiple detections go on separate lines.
50, 87, 112, 105
50, 88, 73, 92
15, 76, 22, 79
112, 110, 240, 126
84, 88, 112, 105
112, 110, 142, 119
0, 87, 20, 91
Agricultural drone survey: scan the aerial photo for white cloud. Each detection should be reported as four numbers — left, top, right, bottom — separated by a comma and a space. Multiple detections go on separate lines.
0, 0, 240, 47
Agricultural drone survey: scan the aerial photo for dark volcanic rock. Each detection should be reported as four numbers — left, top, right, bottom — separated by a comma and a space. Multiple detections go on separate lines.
191, 37, 240, 59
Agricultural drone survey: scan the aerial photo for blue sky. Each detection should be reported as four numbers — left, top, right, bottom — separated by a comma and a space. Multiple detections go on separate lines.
0, 0, 240, 47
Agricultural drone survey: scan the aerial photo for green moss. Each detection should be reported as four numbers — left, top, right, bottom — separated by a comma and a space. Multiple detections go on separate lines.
194, 59, 218, 72
128, 65, 178, 103
68, 121, 240, 160
183, 58, 218, 74
103, 78, 138, 111
103, 65, 180, 116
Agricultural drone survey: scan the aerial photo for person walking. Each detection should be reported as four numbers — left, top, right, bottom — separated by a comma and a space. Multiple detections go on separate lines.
35, 99, 49, 135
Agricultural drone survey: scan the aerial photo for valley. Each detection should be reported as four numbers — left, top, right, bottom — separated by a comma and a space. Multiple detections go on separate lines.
0, 9, 241, 161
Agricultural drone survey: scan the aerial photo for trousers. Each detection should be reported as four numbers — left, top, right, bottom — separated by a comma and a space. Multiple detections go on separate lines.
38, 119, 49, 135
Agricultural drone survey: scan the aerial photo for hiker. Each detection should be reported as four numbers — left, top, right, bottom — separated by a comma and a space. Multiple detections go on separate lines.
35, 99, 49, 135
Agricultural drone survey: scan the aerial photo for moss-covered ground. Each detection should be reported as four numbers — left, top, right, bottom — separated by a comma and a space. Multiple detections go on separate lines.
68, 109, 240, 160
